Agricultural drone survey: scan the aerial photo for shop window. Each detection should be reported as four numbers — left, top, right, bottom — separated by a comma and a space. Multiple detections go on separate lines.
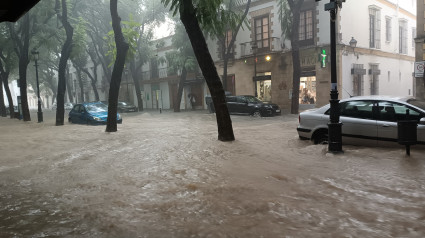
299, 76, 316, 104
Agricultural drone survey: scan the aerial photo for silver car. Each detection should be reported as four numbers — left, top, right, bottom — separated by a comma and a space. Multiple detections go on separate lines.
297, 96, 425, 147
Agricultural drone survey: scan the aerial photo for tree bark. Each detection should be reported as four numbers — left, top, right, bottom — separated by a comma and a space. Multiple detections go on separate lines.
179, 0, 235, 141
55, 0, 74, 125
174, 64, 187, 112
66, 64, 74, 103
288, 0, 303, 114
1, 72, 14, 118
76, 68, 85, 102
106, 0, 129, 132
0, 79, 6, 117
8, 14, 32, 121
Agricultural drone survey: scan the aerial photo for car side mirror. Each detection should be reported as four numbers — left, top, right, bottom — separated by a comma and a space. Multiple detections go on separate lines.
420, 117, 425, 125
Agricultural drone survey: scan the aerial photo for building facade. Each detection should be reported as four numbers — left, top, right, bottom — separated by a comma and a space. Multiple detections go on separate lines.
208, 0, 417, 112
415, 0, 425, 99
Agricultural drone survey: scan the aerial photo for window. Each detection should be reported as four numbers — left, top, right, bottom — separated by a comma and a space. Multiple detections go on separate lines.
412, 27, 416, 48
370, 64, 380, 95
399, 20, 408, 54
299, 10, 314, 46
340, 100, 375, 120
352, 64, 365, 96
254, 15, 269, 49
385, 17, 391, 42
369, 7, 381, 49
378, 101, 422, 122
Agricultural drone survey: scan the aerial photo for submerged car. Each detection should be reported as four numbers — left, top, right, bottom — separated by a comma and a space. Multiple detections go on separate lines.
208, 95, 281, 117
117, 101, 138, 113
68, 102, 122, 125
297, 96, 425, 147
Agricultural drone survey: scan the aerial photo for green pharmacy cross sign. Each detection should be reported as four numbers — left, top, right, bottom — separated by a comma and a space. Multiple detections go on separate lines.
320, 49, 327, 68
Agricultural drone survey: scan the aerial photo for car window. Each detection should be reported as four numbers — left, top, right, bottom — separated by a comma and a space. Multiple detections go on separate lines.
226, 96, 237, 102
378, 101, 422, 122
86, 104, 108, 112
236, 97, 247, 103
244, 96, 262, 103
407, 98, 425, 111
340, 100, 375, 120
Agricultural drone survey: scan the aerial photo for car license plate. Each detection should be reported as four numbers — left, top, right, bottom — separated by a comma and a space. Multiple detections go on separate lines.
276, 109, 280, 112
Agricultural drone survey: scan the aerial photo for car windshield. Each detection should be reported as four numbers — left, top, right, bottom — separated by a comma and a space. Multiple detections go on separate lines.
407, 99, 425, 111
85, 104, 107, 112
244, 96, 262, 103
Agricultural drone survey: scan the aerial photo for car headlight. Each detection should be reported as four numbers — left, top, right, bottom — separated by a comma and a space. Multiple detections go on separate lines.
93, 116, 102, 121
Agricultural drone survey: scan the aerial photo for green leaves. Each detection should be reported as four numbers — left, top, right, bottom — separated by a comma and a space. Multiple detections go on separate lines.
105, 16, 142, 67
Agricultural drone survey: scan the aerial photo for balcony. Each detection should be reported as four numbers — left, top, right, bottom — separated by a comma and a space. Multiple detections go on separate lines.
141, 67, 171, 81
239, 37, 283, 57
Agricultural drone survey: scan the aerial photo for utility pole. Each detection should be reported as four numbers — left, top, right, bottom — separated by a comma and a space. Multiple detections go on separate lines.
316, 0, 344, 152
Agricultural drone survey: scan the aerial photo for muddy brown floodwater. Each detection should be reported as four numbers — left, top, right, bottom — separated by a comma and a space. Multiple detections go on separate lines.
0, 110, 424, 238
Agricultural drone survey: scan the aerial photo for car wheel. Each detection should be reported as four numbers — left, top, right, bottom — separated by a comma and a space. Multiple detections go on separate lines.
252, 110, 261, 117
313, 129, 328, 144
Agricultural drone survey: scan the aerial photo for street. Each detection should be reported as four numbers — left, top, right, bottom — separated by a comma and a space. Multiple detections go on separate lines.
1, 110, 424, 237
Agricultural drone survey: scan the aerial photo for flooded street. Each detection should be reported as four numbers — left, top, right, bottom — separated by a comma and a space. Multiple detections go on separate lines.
1, 110, 424, 237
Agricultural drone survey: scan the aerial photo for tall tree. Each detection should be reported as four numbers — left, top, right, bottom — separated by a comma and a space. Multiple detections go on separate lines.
6, 0, 56, 121
162, 0, 235, 141
166, 22, 197, 112
106, 0, 129, 132
207, 0, 251, 92
278, 0, 304, 114
0, 29, 17, 118
55, 0, 74, 125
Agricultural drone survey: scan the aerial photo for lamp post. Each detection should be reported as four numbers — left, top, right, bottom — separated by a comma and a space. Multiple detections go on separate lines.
252, 42, 258, 97
31, 48, 43, 123
318, 0, 345, 152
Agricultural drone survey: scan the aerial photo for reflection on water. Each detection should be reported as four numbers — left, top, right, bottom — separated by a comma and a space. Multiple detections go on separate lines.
0, 112, 424, 237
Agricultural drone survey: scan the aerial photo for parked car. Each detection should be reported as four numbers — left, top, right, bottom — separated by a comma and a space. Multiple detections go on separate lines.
297, 96, 425, 147
117, 101, 138, 113
52, 102, 74, 110
207, 95, 281, 117
5, 106, 18, 116
100, 101, 137, 113
68, 102, 122, 125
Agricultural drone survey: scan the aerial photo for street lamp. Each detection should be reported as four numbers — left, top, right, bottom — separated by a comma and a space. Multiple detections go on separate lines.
317, 0, 345, 152
252, 42, 258, 96
31, 48, 43, 123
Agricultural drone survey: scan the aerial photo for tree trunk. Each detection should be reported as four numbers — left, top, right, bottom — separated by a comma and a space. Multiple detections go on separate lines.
288, 0, 303, 114
179, 0, 235, 141
81, 67, 100, 101
66, 64, 74, 103
106, 0, 129, 132
0, 79, 6, 117
130, 61, 143, 111
18, 14, 31, 121
1, 73, 15, 118
55, 0, 74, 125
76, 68, 85, 102
174, 65, 187, 112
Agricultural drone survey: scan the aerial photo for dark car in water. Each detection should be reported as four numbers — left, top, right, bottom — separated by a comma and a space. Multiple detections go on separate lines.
207, 95, 281, 117
101, 101, 138, 113
68, 102, 122, 125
